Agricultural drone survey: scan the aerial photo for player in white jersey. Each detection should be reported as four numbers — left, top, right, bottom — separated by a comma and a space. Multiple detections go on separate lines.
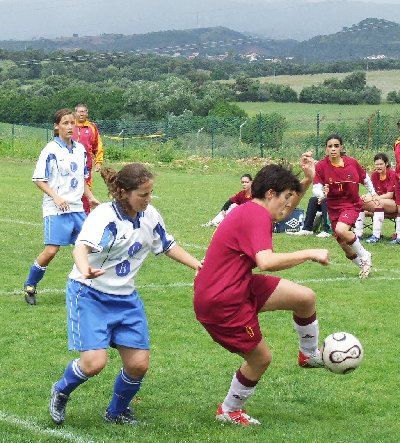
49, 163, 202, 426
23, 109, 100, 305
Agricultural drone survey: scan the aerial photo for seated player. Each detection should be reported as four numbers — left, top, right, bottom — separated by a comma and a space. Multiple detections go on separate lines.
287, 195, 331, 238
202, 174, 252, 227
354, 153, 397, 243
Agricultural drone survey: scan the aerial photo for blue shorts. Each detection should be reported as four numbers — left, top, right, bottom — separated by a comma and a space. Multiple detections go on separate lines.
43, 212, 86, 246
66, 279, 150, 352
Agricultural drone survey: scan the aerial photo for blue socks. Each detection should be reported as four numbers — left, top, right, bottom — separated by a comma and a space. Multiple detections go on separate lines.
55, 359, 90, 396
107, 369, 143, 416
25, 261, 46, 287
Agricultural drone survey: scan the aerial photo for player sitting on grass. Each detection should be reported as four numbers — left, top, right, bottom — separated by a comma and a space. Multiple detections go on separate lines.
194, 152, 329, 427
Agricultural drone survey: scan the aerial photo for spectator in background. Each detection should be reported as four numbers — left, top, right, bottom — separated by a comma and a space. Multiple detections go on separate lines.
287, 195, 331, 238
202, 174, 252, 227
73, 103, 104, 214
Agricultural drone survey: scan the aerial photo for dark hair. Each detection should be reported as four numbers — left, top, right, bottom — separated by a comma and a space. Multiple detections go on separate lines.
241, 174, 252, 181
373, 152, 389, 166
251, 164, 301, 199
100, 163, 154, 213
325, 133, 343, 146
53, 108, 74, 136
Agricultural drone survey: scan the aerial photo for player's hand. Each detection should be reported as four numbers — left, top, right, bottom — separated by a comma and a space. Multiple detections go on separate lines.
322, 184, 329, 198
89, 197, 101, 209
300, 151, 315, 181
95, 164, 102, 172
310, 249, 329, 266
54, 196, 70, 212
81, 266, 106, 279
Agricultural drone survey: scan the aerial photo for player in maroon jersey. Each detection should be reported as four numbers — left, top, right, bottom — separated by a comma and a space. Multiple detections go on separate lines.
194, 152, 329, 427
313, 134, 375, 278
201, 174, 253, 227
354, 153, 397, 243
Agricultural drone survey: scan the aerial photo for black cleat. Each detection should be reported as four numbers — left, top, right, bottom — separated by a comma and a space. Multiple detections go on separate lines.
49, 383, 69, 425
24, 285, 37, 305
104, 407, 139, 425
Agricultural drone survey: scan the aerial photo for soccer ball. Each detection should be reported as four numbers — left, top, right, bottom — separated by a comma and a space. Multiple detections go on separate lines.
321, 332, 364, 374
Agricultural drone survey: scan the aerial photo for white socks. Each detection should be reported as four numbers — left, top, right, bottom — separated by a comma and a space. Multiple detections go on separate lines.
293, 319, 319, 356
354, 211, 365, 238
222, 373, 256, 412
372, 211, 384, 238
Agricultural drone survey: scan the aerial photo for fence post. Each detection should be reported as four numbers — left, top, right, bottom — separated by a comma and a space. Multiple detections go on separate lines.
11, 123, 15, 147
211, 118, 216, 157
258, 112, 264, 158
376, 110, 381, 149
316, 112, 320, 159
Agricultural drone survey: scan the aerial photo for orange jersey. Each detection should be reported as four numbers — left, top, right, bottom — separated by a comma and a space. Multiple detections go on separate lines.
73, 119, 104, 170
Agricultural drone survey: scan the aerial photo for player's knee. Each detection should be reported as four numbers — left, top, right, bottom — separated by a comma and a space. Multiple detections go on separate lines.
124, 361, 149, 379
81, 356, 108, 376
301, 287, 317, 310
258, 349, 273, 372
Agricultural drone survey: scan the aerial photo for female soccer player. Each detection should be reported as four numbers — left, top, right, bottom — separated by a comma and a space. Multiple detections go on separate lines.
314, 133, 375, 278
49, 163, 202, 426
202, 174, 252, 227
23, 108, 99, 305
355, 153, 397, 243
194, 153, 329, 426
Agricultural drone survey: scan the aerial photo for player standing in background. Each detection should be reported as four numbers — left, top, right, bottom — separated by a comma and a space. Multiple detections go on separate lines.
195, 153, 329, 427
73, 103, 104, 214
354, 153, 397, 243
314, 133, 375, 278
49, 163, 202, 426
23, 109, 100, 305
390, 121, 400, 244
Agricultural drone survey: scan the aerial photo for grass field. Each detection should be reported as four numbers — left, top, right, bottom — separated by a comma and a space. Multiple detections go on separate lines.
1, 159, 399, 443
255, 69, 400, 98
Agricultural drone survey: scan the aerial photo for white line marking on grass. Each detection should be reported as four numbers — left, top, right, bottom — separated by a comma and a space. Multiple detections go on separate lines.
0, 218, 41, 227
0, 411, 95, 443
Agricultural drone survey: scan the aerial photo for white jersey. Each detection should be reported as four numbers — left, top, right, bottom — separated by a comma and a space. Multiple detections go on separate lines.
69, 201, 176, 295
32, 137, 89, 217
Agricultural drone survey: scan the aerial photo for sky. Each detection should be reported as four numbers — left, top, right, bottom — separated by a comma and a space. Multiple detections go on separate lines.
0, 0, 399, 41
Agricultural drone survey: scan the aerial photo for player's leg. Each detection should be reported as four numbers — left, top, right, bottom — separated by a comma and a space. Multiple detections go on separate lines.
82, 173, 92, 215
104, 347, 149, 424
260, 279, 323, 368
50, 350, 107, 424
216, 340, 269, 426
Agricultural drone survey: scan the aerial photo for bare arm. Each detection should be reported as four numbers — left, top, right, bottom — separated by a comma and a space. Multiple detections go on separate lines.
287, 151, 315, 211
165, 244, 202, 271
255, 248, 329, 272
73, 243, 105, 279
83, 182, 101, 209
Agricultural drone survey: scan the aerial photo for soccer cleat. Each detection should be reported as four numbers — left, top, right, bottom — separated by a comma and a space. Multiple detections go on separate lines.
388, 237, 400, 245
359, 251, 372, 279
287, 230, 313, 236
49, 383, 69, 425
216, 404, 261, 426
298, 350, 325, 368
365, 235, 380, 244
104, 407, 140, 425
201, 220, 218, 228
316, 231, 331, 238
24, 285, 37, 305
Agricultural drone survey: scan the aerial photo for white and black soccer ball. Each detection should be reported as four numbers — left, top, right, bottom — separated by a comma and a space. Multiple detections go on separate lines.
322, 332, 364, 374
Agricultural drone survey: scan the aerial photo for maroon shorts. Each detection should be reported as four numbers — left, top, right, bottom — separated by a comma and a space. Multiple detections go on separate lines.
329, 208, 360, 233
395, 178, 400, 205
200, 274, 280, 355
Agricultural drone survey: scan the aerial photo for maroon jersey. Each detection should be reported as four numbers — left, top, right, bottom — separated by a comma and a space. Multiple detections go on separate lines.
230, 190, 252, 205
314, 156, 366, 213
194, 201, 273, 326
371, 169, 396, 196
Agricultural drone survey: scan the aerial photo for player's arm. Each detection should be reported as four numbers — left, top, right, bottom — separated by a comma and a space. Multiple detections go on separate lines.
34, 180, 69, 212
93, 125, 104, 171
165, 244, 202, 271
83, 182, 100, 209
255, 248, 329, 272
287, 151, 315, 210
73, 243, 105, 279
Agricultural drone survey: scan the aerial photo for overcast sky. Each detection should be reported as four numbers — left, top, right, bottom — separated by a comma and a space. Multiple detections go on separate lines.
0, 0, 399, 41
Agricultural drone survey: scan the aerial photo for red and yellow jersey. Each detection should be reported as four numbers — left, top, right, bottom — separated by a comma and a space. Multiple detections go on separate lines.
73, 119, 104, 170
394, 137, 400, 178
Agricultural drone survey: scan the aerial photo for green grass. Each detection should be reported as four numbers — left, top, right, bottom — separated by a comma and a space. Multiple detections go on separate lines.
0, 159, 399, 442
